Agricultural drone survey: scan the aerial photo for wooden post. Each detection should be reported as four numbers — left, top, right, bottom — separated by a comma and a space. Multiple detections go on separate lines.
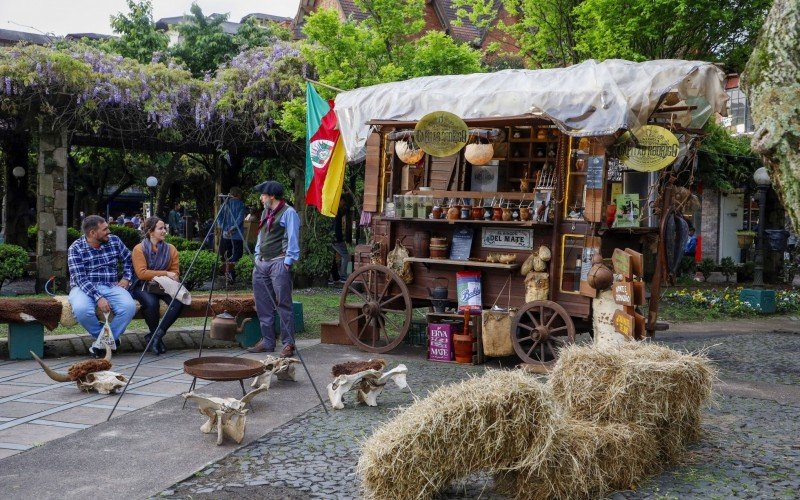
36, 124, 69, 291
646, 184, 674, 338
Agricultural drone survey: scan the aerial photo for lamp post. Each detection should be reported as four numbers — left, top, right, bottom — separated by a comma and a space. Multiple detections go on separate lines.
146, 176, 158, 218
752, 167, 771, 288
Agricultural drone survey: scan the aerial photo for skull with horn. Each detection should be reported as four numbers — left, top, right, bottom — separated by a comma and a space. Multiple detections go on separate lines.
30, 349, 128, 395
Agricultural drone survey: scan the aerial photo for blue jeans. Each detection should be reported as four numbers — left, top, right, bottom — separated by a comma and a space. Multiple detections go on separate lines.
68, 284, 137, 340
253, 259, 295, 350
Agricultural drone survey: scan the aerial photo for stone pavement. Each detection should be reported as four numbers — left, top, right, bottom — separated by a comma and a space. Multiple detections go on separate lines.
162, 321, 800, 499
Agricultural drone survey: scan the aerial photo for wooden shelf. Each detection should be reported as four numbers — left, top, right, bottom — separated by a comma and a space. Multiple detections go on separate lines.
378, 217, 552, 227
405, 257, 521, 270
509, 138, 559, 143
508, 158, 553, 163
407, 189, 543, 201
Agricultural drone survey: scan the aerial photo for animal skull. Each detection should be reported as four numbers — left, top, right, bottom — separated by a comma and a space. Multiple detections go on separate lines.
327, 363, 410, 410
250, 355, 300, 388
78, 371, 128, 394
30, 349, 129, 395
183, 384, 269, 445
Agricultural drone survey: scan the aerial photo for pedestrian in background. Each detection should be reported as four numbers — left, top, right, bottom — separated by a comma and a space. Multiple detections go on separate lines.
218, 186, 246, 283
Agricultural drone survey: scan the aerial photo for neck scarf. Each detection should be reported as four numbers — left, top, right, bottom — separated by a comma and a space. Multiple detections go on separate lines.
259, 200, 285, 232
141, 238, 171, 271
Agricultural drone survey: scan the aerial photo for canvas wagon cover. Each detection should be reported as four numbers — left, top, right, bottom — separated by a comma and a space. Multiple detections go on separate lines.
333, 59, 728, 162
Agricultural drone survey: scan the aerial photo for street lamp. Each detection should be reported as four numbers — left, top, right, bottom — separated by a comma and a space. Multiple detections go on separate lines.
146, 176, 158, 218
752, 167, 771, 288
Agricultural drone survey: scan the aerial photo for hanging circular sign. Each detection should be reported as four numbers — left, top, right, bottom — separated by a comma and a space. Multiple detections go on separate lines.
414, 111, 469, 157
616, 125, 679, 172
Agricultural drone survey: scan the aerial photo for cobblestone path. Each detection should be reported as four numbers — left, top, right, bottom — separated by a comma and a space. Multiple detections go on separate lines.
161, 331, 800, 499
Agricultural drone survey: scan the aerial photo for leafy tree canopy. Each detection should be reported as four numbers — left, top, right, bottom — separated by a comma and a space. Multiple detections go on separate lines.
104, 0, 169, 64
696, 121, 759, 192
170, 3, 238, 77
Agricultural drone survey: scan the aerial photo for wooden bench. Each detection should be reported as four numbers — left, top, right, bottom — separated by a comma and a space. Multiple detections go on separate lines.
0, 295, 305, 360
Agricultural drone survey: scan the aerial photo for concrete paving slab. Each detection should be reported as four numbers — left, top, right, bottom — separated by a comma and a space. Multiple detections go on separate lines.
0, 422, 78, 446
0, 386, 37, 398
129, 380, 189, 396
41, 406, 130, 425
0, 449, 21, 459
0, 401, 60, 418
7, 372, 64, 385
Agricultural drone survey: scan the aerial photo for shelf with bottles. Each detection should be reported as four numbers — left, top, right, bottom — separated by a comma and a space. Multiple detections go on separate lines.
508, 125, 560, 143
559, 234, 586, 294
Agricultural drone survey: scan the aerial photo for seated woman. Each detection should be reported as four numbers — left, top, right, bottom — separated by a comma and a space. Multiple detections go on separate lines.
130, 216, 183, 354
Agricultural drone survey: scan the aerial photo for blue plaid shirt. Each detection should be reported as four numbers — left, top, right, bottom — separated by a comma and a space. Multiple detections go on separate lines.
68, 235, 133, 301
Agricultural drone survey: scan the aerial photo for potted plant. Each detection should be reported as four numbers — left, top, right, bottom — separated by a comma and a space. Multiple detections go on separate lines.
736, 230, 756, 249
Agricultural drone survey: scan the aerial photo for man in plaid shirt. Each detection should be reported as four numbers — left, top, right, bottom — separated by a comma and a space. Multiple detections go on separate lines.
68, 215, 137, 355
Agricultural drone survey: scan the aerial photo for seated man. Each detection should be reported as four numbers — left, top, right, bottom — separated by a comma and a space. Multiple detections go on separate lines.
68, 215, 137, 356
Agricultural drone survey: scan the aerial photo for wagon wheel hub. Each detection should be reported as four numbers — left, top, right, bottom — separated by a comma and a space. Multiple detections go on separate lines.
363, 302, 381, 318
535, 325, 550, 341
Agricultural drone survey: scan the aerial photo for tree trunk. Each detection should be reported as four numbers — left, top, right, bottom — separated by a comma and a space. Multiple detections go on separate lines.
742, 0, 800, 231
2, 132, 33, 248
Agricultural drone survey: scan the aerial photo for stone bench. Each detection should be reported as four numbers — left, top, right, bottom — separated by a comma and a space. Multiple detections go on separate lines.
0, 295, 305, 360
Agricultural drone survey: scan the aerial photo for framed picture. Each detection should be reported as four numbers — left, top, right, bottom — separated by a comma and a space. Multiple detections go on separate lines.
532, 190, 551, 222
613, 194, 640, 228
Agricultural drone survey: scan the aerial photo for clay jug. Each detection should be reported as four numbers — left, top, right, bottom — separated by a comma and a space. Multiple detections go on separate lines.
492, 207, 503, 221
447, 205, 460, 220
502, 207, 512, 221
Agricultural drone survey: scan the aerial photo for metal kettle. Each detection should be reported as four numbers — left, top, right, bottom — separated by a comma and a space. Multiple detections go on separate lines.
210, 311, 251, 341
427, 277, 449, 300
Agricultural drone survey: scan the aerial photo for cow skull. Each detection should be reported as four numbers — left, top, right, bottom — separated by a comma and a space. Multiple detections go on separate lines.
30, 349, 129, 395
183, 384, 270, 445
250, 355, 300, 388
327, 364, 410, 410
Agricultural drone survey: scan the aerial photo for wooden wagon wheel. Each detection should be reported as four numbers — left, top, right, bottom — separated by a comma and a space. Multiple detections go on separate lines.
339, 264, 412, 353
511, 300, 576, 368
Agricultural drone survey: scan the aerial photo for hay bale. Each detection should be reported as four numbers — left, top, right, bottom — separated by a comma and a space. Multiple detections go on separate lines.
496, 419, 659, 499
358, 370, 556, 499
548, 342, 714, 461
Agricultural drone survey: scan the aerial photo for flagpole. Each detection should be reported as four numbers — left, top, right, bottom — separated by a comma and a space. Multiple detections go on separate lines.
305, 78, 346, 94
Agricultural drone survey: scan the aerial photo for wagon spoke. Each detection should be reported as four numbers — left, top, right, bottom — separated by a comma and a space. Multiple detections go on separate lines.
545, 312, 558, 328
377, 279, 392, 303
380, 294, 404, 308
517, 322, 535, 332
527, 340, 540, 357
550, 326, 568, 335
526, 310, 540, 328
347, 285, 368, 305
347, 312, 367, 325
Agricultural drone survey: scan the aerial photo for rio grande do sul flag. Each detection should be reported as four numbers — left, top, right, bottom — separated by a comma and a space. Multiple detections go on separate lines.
305, 82, 345, 217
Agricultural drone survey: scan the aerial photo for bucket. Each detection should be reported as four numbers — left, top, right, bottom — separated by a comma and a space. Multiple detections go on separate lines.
453, 333, 473, 364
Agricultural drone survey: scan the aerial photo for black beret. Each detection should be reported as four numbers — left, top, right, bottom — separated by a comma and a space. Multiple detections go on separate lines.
253, 181, 284, 197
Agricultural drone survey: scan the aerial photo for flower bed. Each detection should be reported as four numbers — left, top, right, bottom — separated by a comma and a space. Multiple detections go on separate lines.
661, 287, 800, 319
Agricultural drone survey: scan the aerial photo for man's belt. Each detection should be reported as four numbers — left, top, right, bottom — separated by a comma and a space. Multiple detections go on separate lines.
259, 254, 285, 262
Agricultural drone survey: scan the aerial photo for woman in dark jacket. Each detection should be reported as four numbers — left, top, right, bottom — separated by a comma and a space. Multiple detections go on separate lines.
130, 216, 183, 354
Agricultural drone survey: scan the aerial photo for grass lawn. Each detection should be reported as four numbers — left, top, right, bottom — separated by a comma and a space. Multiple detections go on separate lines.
0, 287, 343, 339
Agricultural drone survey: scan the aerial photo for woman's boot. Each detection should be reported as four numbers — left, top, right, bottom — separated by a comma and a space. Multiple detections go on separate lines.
152, 328, 167, 355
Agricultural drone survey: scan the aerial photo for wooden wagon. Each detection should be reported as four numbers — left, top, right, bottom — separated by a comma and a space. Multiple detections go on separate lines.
330, 60, 728, 370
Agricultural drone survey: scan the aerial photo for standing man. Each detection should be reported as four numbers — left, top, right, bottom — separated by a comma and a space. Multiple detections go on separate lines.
330, 195, 351, 284
67, 215, 137, 356
247, 181, 300, 357
168, 203, 182, 235
218, 186, 246, 283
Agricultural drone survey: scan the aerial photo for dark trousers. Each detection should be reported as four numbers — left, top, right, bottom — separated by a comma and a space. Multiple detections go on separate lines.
220, 238, 244, 279
130, 288, 184, 334
253, 259, 295, 349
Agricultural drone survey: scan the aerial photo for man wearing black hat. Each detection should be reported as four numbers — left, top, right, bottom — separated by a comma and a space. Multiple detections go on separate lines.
247, 181, 301, 357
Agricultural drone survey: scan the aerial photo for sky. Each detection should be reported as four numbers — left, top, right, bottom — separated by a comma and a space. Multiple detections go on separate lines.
1, 0, 301, 37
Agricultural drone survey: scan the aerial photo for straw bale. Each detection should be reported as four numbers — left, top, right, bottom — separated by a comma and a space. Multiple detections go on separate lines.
358, 370, 556, 499
496, 419, 659, 499
548, 342, 714, 461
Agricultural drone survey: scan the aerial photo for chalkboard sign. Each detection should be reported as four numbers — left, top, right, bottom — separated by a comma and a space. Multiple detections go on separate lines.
450, 227, 474, 261
586, 156, 605, 189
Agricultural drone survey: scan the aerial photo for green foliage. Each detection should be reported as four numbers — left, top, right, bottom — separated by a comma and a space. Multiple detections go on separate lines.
698, 258, 716, 282
499, 0, 582, 67
171, 3, 237, 76
165, 235, 200, 251
679, 256, 697, 277
68, 228, 81, 245
105, 0, 169, 64
0, 244, 29, 291
719, 257, 736, 281
294, 211, 334, 280
408, 31, 483, 77
26, 225, 37, 251
109, 225, 142, 249
178, 249, 218, 290
235, 254, 255, 282
697, 121, 760, 192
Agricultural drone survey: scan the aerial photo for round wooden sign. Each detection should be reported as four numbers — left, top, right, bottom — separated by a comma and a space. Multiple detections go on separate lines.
414, 111, 469, 157
616, 125, 679, 172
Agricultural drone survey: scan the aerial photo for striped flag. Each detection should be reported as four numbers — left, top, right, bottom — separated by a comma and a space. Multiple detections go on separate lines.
305, 82, 346, 217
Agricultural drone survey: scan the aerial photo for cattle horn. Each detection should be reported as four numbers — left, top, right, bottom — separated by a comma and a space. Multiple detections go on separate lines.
29, 351, 71, 383
104, 345, 112, 362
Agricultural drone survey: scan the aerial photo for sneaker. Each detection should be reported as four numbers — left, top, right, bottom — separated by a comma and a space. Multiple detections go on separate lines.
280, 344, 295, 358
88, 346, 106, 359
247, 340, 275, 354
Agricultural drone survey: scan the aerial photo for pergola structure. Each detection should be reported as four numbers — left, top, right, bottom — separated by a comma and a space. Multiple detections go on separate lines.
0, 42, 305, 289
